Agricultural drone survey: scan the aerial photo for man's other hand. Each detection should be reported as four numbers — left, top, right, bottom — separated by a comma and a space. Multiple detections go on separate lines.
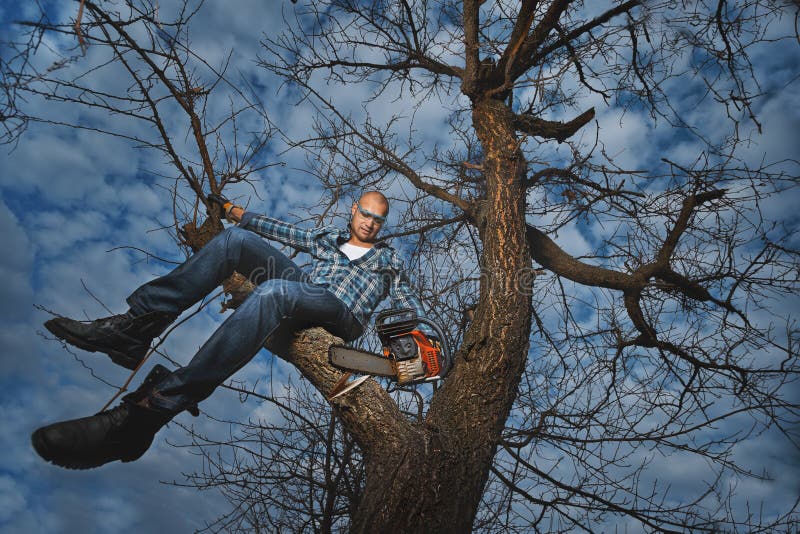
207, 193, 244, 223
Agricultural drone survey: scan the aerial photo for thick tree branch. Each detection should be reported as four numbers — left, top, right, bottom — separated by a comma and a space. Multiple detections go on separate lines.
300, 56, 462, 79
527, 189, 728, 294
527, 187, 754, 377
652, 189, 726, 268
513, 107, 595, 142
507, 0, 573, 82
462, 0, 482, 96
492, 0, 538, 90
274, 327, 414, 457
526, 224, 634, 290
530, 1, 643, 72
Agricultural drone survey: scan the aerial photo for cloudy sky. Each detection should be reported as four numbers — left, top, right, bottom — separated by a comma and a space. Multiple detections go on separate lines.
1, 1, 798, 532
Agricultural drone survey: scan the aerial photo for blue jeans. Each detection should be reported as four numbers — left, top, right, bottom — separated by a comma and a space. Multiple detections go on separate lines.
125, 226, 362, 412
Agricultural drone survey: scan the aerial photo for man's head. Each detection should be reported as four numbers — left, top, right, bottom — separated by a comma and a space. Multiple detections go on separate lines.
349, 191, 389, 246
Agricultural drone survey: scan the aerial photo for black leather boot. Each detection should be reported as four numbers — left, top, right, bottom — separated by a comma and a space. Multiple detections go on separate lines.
44, 310, 177, 369
31, 364, 193, 470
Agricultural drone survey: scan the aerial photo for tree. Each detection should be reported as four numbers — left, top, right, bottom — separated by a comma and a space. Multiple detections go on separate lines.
3, 1, 799, 532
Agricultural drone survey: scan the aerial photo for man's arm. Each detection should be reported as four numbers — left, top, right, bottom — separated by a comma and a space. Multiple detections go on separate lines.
207, 194, 315, 252
237, 212, 315, 252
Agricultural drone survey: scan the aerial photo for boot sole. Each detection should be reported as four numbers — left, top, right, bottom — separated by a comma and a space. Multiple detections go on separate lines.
44, 319, 142, 370
31, 428, 99, 470
31, 429, 145, 470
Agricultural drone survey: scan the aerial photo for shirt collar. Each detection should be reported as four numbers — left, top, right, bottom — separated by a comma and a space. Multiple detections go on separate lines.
334, 229, 389, 249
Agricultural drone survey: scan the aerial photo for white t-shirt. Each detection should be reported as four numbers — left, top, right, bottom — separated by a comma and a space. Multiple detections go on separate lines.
339, 242, 371, 261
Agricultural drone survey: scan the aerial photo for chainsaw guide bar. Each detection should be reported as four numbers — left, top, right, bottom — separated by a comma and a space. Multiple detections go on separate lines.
328, 345, 396, 378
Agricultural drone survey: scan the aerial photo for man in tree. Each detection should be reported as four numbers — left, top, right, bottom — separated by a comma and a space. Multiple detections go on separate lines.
32, 190, 428, 470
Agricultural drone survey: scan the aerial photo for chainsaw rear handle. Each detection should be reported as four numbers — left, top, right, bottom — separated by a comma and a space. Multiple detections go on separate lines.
416, 317, 452, 377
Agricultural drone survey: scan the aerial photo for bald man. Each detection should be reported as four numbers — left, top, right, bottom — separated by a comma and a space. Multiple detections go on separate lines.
33, 191, 429, 469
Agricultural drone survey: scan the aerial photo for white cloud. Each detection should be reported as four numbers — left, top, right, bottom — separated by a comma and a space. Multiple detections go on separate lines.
2, 132, 134, 204
0, 199, 34, 313
740, 86, 800, 166
0, 475, 28, 523
594, 109, 654, 169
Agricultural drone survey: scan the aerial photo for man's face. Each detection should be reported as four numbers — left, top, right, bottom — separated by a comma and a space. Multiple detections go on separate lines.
350, 196, 388, 244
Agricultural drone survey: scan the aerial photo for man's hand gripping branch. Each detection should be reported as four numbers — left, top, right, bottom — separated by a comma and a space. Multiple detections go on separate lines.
207, 193, 245, 223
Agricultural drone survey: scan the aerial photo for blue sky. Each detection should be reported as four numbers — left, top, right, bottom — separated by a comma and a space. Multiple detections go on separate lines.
1, 1, 798, 532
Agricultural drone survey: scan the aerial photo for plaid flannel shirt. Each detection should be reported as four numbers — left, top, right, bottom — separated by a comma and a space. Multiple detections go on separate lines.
239, 212, 427, 330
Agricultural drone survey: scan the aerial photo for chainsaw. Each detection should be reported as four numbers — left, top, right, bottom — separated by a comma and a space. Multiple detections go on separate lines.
328, 308, 451, 387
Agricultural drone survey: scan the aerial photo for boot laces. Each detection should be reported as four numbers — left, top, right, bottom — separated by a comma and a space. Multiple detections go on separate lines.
97, 402, 130, 422
96, 312, 134, 329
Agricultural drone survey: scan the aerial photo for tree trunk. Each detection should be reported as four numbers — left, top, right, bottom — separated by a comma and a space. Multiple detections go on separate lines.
272, 98, 531, 534
338, 98, 532, 533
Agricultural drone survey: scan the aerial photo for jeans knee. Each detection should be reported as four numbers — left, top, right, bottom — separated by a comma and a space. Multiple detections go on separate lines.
222, 225, 248, 242
221, 225, 262, 255
205, 225, 244, 250
254, 280, 299, 313
254, 280, 286, 301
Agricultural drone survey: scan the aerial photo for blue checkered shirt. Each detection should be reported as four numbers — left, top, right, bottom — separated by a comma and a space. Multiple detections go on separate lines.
239, 212, 427, 329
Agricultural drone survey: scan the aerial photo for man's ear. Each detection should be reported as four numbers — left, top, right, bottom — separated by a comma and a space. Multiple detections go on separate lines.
350, 203, 357, 217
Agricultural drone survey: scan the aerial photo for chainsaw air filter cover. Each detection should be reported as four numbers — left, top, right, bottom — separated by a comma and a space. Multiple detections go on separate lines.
387, 335, 419, 361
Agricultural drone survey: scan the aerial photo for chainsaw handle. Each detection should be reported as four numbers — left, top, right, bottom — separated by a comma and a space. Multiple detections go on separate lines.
416, 317, 452, 377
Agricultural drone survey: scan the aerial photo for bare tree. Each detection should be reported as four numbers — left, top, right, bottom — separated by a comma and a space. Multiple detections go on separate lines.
4, 1, 799, 533
249, 1, 800, 532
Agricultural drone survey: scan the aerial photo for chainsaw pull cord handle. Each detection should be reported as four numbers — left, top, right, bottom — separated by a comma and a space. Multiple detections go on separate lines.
416, 317, 452, 377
